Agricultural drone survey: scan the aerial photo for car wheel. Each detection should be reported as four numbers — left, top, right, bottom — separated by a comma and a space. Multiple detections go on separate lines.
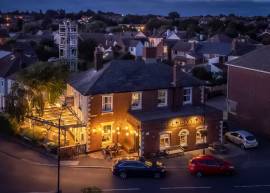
240, 144, 245, 150
196, 171, 203, 177
153, 172, 161, 179
119, 172, 127, 179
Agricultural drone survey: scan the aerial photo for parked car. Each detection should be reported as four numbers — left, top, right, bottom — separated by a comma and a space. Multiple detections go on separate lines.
112, 159, 166, 179
188, 155, 235, 177
225, 130, 258, 149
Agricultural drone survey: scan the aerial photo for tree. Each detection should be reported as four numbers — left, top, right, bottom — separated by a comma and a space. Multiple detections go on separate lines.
78, 38, 97, 62
5, 62, 69, 122
168, 11, 180, 20
35, 38, 58, 61
192, 67, 213, 82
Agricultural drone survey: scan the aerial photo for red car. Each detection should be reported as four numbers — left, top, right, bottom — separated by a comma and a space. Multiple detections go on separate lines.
188, 155, 235, 177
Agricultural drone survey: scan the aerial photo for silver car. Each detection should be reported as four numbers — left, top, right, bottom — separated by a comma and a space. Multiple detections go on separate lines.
225, 130, 258, 149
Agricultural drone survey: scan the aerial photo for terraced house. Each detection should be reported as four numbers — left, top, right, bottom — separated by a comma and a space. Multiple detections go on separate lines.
66, 56, 222, 156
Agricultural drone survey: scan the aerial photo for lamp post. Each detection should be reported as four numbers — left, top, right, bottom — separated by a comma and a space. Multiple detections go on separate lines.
57, 117, 61, 193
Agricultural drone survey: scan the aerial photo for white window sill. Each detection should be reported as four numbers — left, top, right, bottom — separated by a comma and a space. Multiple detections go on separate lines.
157, 104, 167, 107
101, 111, 113, 115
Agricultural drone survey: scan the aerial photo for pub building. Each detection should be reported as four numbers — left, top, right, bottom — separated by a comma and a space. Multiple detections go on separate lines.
67, 57, 222, 157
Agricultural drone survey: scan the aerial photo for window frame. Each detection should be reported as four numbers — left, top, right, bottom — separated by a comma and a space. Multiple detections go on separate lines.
160, 133, 171, 150
195, 126, 208, 144
157, 89, 168, 107
179, 129, 189, 147
102, 94, 113, 113
183, 87, 193, 105
131, 92, 142, 110
101, 123, 113, 147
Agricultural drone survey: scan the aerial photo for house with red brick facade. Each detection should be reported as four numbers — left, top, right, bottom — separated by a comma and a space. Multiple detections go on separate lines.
67, 58, 222, 156
227, 45, 270, 137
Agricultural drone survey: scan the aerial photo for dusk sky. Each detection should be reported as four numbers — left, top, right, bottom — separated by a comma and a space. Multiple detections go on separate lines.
1, 0, 270, 16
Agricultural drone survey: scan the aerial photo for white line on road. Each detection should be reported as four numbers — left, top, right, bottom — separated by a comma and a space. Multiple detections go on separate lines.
160, 186, 212, 190
234, 184, 270, 188
102, 188, 140, 192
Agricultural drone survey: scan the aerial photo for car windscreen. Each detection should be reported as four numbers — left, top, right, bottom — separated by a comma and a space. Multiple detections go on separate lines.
245, 135, 255, 141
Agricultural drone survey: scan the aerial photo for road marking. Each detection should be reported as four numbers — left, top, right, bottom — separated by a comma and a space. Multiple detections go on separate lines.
234, 185, 270, 188
102, 188, 140, 192
160, 186, 212, 190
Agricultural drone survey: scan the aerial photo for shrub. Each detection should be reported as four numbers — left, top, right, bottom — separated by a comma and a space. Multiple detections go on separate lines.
0, 114, 19, 135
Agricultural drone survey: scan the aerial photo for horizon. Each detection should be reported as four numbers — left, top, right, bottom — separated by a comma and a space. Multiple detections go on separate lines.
1, 0, 270, 16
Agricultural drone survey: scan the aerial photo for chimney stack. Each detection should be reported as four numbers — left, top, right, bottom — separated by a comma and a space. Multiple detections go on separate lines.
94, 46, 104, 70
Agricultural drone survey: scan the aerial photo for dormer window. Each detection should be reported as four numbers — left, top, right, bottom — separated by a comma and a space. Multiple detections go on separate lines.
183, 87, 192, 105
131, 92, 142, 110
102, 94, 113, 112
157, 89, 168, 107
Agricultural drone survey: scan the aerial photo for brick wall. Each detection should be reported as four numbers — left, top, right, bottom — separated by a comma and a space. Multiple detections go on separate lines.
228, 66, 270, 137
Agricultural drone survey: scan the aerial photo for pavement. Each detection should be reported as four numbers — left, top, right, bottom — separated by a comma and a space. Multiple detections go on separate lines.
0, 135, 247, 169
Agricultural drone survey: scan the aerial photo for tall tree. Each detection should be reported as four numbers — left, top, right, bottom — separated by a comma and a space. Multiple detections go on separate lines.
6, 62, 69, 122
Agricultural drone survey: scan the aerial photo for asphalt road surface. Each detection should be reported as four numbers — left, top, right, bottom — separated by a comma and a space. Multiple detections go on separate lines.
1, 137, 270, 193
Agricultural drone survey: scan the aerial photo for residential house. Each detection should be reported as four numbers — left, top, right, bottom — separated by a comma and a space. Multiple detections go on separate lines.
123, 39, 144, 58
227, 45, 270, 137
0, 49, 37, 111
67, 55, 222, 156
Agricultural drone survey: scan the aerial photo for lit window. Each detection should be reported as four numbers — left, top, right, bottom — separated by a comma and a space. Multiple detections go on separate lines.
102, 95, 113, 112
183, 87, 192, 105
179, 129, 189, 147
131, 92, 142, 110
160, 133, 170, 150
163, 46, 168, 54
102, 124, 112, 144
196, 127, 208, 144
157, 89, 168, 107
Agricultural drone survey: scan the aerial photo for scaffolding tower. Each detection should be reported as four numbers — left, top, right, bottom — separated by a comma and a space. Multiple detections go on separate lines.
59, 20, 78, 71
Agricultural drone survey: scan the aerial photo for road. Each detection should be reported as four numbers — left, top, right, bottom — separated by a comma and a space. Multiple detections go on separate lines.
1, 136, 270, 193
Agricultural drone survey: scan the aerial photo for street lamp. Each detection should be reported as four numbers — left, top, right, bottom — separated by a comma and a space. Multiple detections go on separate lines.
57, 104, 66, 193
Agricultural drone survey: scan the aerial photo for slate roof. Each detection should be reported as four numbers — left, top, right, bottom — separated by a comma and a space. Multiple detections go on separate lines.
172, 41, 191, 52
208, 34, 232, 43
0, 52, 35, 78
69, 60, 203, 96
232, 42, 259, 56
122, 39, 141, 48
129, 105, 221, 122
197, 42, 232, 56
228, 45, 270, 72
